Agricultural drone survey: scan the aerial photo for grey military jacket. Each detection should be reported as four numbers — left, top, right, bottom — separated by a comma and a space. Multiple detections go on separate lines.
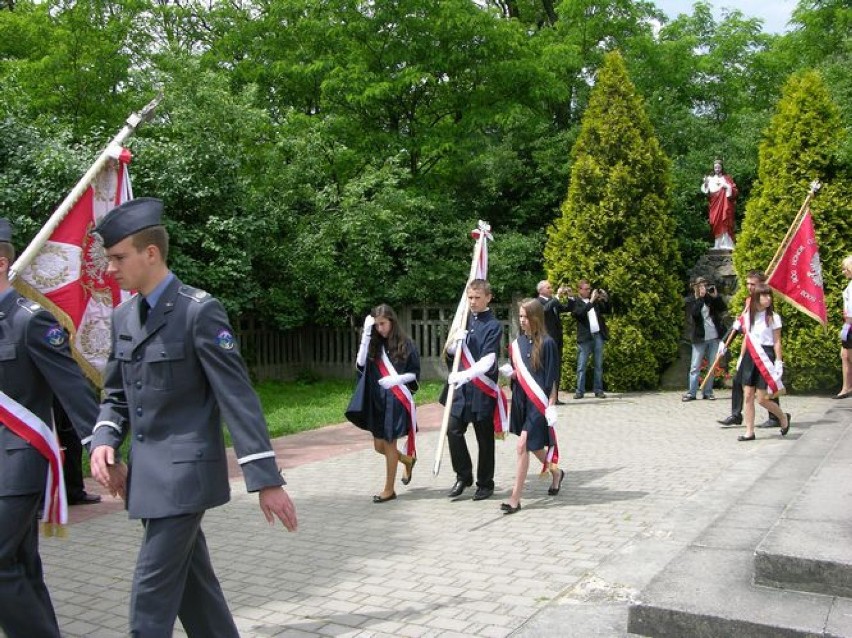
91, 276, 283, 519
0, 291, 98, 496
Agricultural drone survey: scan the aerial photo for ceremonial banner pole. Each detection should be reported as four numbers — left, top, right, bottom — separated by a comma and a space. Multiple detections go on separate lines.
700, 180, 822, 392
433, 222, 490, 476
9, 94, 163, 282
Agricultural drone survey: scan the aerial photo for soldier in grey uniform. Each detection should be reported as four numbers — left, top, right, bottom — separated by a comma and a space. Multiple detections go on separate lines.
88, 198, 298, 638
0, 218, 100, 638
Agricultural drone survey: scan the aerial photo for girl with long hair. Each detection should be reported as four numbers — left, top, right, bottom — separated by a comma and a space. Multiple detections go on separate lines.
736, 284, 790, 441
500, 299, 564, 514
345, 304, 420, 502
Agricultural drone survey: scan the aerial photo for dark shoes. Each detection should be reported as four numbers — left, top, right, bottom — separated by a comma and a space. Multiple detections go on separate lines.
595, 391, 606, 399
682, 394, 696, 402
718, 415, 742, 427
68, 493, 101, 506
448, 479, 473, 498
757, 419, 780, 428
501, 502, 521, 515
555, 399, 566, 405
472, 487, 494, 501
548, 469, 566, 496
372, 492, 397, 503
833, 391, 852, 399
573, 392, 584, 400
781, 413, 792, 436
737, 434, 756, 442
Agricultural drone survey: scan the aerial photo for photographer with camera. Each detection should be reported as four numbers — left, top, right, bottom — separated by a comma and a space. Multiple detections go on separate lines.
537, 280, 575, 404
683, 276, 727, 401
571, 280, 610, 399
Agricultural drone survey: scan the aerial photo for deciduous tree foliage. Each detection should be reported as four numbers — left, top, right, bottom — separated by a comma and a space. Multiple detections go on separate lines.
545, 51, 682, 391
734, 70, 851, 392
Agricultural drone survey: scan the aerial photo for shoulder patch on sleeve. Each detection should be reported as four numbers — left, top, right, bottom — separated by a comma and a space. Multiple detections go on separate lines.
178, 285, 212, 303
44, 323, 68, 348
215, 328, 236, 351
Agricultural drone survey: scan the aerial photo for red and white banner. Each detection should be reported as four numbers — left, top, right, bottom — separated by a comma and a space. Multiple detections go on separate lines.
766, 209, 827, 325
0, 391, 67, 532
377, 348, 418, 458
15, 147, 133, 383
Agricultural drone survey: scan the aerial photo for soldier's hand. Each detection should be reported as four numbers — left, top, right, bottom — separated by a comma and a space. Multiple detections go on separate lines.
90, 445, 127, 500
259, 486, 298, 532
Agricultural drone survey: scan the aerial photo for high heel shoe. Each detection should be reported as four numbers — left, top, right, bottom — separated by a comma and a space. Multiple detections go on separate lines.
548, 469, 565, 496
400, 455, 416, 485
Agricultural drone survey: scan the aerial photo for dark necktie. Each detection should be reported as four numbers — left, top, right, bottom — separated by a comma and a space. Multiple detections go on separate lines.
139, 298, 149, 324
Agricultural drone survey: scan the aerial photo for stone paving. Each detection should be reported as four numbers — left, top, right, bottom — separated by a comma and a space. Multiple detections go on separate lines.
33, 391, 836, 638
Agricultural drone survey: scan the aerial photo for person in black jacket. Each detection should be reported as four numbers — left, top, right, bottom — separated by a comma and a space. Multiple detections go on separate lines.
683, 277, 727, 401
572, 280, 610, 399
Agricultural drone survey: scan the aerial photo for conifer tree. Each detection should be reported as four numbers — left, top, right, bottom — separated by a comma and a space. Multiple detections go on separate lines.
734, 70, 852, 392
545, 51, 682, 391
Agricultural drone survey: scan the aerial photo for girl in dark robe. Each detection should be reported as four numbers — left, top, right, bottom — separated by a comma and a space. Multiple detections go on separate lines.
345, 304, 420, 503
500, 299, 564, 514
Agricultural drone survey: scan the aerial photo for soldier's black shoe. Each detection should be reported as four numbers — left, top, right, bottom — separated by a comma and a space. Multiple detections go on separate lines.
68, 493, 101, 505
472, 487, 493, 501
448, 479, 472, 498
718, 415, 742, 427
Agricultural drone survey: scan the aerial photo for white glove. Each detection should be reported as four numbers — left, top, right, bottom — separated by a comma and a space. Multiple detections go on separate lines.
448, 370, 473, 387
378, 374, 400, 389
498, 363, 515, 379
841, 324, 850, 341
773, 361, 784, 381
446, 328, 468, 355
717, 342, 727, 357
545, 405, 558, 427
362, 314, 376, 335
731, 319, 741, 332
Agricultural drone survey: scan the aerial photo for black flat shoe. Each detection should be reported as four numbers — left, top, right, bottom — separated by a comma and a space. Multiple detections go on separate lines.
472, 487, 494, 501
372, 492, 397, 503
737, 434, 756, 442
503, 502, 521, 515
548, 469, 565, 496
401, 456, 416, 485
718, 415, 742, 426
833, 391, 852, 399
780, 413, 791, 436
68, 493, 102, 506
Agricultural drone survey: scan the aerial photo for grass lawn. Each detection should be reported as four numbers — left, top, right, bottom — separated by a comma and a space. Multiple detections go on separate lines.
255, 378, 445, 439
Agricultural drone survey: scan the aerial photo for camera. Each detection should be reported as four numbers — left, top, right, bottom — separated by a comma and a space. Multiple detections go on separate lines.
707, 285, 716, 294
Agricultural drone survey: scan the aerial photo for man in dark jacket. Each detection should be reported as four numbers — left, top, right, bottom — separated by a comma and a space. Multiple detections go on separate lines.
683, 277, 727, 401
572, 280, 610, 399
536, 280, 573, 404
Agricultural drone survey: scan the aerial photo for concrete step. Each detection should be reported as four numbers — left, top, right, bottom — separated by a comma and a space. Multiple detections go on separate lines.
755, 403, 852, 598
628, 409, 852, 638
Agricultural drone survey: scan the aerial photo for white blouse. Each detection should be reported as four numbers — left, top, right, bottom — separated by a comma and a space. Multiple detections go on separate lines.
749, 310, 782, 346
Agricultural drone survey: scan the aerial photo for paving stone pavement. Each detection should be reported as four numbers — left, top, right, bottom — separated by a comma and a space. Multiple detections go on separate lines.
32, 391, 836, 638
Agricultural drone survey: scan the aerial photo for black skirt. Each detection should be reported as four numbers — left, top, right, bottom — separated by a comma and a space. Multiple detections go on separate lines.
740, 345, 776, 390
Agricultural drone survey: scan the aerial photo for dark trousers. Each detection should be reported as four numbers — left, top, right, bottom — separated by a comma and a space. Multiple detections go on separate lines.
731, 366, 780, 421
130, 513, 238, 638
55, 404, 86, 500
447, 415, 495, 490
0, 494, 61, 638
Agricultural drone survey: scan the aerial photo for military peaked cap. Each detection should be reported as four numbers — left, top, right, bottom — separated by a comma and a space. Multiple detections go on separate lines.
94, 198, 164, 248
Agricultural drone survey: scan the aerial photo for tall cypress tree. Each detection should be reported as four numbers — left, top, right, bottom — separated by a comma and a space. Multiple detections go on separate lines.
734, 70, 851, 392
545, 51, 682, 391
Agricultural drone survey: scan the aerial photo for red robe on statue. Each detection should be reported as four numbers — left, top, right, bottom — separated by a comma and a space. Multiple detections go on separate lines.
705, 173, 738, 242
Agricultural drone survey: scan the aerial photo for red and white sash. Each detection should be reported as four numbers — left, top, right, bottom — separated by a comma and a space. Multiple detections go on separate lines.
739, 310, 784, 396
0, 391, 67, 533
509, 340, 559, 470
460, 343, 509, 438
376, 348, 418, 458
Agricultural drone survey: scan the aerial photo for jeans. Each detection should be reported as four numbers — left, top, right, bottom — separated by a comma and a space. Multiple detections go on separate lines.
577, 333, 605, 394
687, 338, 720, 398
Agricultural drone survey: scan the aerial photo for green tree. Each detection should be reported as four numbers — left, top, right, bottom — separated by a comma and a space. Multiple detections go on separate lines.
545, 50, 682, 391
734, 70, 851, 392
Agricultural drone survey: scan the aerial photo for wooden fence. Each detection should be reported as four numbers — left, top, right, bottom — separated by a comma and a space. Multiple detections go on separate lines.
235, 303, 517, 382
